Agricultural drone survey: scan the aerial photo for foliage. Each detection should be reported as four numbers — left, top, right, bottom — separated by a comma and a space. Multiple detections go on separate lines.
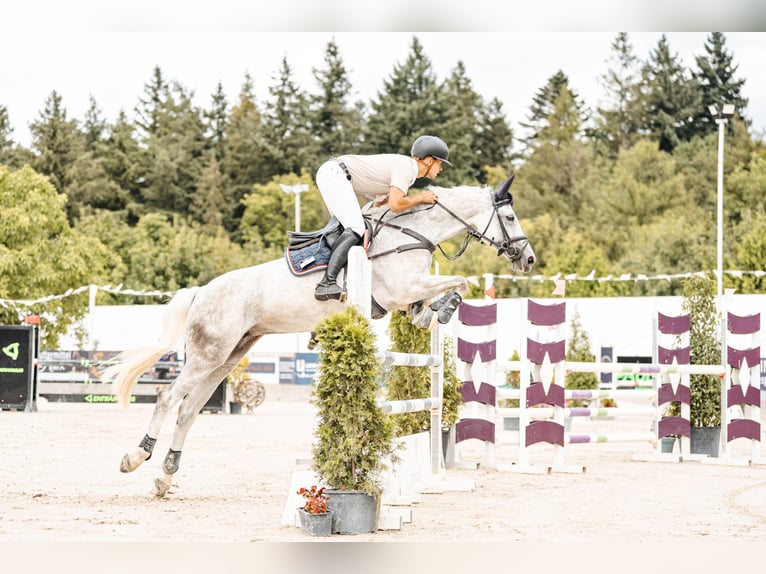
311, 306, 395, 495
0, 165, 114, 347
4, 31, 766, 317
297, 485, 328, 514
564, 310, 601, 407
383, 310, 462, 434
681, 275, 722, 427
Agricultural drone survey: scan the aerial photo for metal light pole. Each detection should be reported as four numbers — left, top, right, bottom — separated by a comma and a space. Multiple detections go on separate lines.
707, 103, 735, 297
279, 183, 310, 232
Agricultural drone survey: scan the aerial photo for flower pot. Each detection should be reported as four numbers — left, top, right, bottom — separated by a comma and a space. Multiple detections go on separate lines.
297, 508, 333, 537
660, 436, 677, 453
690, 426, 720, 458
229, 401, 242, 414
324, 490, 379, 534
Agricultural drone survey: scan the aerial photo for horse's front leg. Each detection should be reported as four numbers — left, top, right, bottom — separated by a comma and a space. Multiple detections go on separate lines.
401, 274, 469, 328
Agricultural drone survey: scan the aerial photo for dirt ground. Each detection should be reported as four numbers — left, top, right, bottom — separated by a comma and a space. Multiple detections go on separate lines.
2, 387, 766, 572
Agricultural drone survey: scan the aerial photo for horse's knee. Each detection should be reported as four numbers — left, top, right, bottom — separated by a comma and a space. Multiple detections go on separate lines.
162, 449, 182, 475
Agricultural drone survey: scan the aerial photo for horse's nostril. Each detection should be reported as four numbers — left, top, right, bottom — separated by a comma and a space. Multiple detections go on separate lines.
528, 256, 535, 265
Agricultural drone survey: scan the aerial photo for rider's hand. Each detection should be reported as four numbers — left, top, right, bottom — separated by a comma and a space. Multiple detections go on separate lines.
419, 190, 438, 205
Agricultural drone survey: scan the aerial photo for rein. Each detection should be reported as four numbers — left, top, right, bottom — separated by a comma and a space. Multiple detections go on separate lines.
366, 191, 529, 263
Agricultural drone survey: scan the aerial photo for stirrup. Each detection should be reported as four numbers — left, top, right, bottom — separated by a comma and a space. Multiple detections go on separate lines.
315, 282, 345, 301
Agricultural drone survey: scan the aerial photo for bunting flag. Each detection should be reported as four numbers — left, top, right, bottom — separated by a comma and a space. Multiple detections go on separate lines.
551, 279, 566, 297
1, 268, 765, 309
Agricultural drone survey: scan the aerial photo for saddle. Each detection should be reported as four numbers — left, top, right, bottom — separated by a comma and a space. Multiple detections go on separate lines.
284, 217, 373, 276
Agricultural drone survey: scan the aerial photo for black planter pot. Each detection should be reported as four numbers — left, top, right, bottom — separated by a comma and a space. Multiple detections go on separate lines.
324, 490, 379, 534
690, 426, 720, 457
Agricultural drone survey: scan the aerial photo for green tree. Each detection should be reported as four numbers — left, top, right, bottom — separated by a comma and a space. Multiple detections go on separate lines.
134, 68, 208, 219
638, 34, 701, 152
29, 91, 84, 203
309, 37, 364, 164
519, 70, 585, 153
262, 56, 314, 178
518, 86, 590, 220
363, 36, 449, 165
692, 32, 749, 133
0, 165, 114, 346
593, 33, 643, 158
0, 105, 18, 166
223, 73, 269, 239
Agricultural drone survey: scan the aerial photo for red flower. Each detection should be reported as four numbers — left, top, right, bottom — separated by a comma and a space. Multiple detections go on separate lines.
297, 485, 328, 514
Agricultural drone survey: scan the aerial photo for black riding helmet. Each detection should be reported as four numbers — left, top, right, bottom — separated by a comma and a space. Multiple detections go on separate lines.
411, 135, 453, 167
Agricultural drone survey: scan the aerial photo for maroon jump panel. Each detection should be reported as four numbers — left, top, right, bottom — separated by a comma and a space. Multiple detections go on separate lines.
455, 418, 496, 444
657, 312, 690, 335
658, 382, 691, 405
459, 381, 496, 405
657, 346, 690, 365
526, 338, 566, 364
658, 416, 691, 438
727, 312, 760, 335
458, 302, 497, 326
727, 385, 761, 407
457, 339, 497, 363
526, 382, 565, 408
527, 300, 565, 327
728, 419, 761, 442
525, 420, 564, 447
727, 346, 760, 369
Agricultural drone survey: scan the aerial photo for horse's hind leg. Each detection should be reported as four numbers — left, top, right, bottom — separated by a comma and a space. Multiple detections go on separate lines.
152, 376, 225, 497
120, 383, 178, 473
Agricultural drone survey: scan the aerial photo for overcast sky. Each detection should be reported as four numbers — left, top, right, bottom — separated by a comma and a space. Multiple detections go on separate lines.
3, 5, 766, 150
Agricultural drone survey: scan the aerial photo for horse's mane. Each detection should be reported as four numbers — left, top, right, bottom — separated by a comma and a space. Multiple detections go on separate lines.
363, 183, 489, 218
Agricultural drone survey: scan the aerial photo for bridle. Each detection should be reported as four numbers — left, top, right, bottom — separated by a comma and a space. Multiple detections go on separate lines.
432, 192, 530, 262
366, 188, 529, 263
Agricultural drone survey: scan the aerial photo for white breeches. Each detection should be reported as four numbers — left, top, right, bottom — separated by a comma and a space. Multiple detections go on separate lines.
316, 160, 366, 236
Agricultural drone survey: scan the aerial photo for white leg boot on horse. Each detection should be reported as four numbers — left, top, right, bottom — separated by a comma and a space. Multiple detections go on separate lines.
314, 228, 362, 301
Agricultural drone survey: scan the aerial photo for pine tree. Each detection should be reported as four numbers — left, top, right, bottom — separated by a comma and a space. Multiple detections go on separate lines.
692, 32, 749, 133
262, 56, 314, 178
594, 33, 642, 158
519, 70, 585, 153
0, 105, 15, 166
363, 35, 449, 163
310, 37, 364, 166
638, 34, 701, 152
223, 73, 268, 239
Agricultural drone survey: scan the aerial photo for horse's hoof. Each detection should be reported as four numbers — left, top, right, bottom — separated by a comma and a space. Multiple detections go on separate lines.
154, 476, 172, 498
120, 448, 150, 473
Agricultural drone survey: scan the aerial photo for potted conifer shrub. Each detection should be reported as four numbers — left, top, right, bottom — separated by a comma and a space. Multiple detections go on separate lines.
310, 306, 395, 534
681, 275, 722, 457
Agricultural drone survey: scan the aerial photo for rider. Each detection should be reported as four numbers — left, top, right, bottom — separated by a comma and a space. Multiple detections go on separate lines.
313, 135, 452, 301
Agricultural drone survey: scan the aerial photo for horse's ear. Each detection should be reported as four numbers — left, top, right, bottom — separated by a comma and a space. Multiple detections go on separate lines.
494, 173, 515, 205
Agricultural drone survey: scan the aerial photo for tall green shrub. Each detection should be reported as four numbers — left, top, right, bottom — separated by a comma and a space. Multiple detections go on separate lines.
682, 276, 722, 427
384, 310, 462, 435
311, 306, 395, 495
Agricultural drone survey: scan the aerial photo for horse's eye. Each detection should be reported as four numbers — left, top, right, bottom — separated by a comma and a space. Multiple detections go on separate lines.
506, 215, 515, 223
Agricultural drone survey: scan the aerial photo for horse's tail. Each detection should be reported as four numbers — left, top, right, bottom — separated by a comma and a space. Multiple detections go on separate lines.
102, 286, 199, 408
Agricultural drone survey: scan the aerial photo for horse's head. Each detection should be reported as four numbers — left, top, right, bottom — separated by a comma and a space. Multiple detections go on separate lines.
489, 174, 536, 272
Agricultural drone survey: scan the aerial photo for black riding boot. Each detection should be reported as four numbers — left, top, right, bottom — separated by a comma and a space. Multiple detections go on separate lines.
314, 228, 362, 301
